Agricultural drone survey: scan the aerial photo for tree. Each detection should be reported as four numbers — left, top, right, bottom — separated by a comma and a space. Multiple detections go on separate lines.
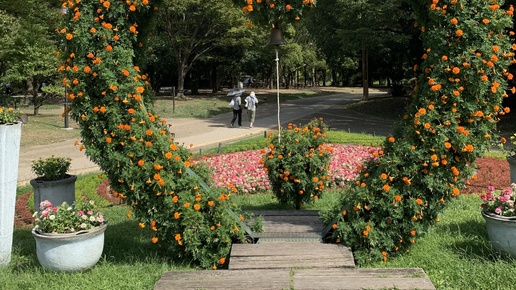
159, 0, 247, 96
0, 0, 61, 115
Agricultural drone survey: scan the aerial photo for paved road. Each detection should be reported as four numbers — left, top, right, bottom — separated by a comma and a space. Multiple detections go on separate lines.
17, 88, 395, 185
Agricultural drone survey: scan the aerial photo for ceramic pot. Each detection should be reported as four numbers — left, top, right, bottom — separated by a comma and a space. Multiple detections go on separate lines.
482, 211, 516, 258
32, 223, 107, 272
31, 175, 77, 211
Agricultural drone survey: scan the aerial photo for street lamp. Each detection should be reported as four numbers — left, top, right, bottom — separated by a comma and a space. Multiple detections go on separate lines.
60, 7, 70, 129
268, 28, 287, 143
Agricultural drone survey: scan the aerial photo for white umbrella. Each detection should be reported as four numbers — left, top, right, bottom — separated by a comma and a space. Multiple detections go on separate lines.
227, 88, 245, 96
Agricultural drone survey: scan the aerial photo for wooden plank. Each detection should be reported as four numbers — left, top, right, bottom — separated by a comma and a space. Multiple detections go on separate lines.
154, 269, 291, 290
229, 242, 355, 269
293, 268, 436, 290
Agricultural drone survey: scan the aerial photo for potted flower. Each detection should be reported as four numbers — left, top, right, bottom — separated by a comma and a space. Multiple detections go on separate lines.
32, 197, 107, 272
480, 185, 516, 258
30, 156, 77, 211
0, 106, 22, 266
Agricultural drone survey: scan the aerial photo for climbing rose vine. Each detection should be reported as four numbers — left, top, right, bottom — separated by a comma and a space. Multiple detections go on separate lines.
58, 0, 254, 269
325, 0, 516, 264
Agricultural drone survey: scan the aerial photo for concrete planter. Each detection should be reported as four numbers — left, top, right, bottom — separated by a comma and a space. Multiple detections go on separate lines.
32, 223, 107, 272
31, 175, 77, 211
482, 211, 516, 258
0, 122, 22, 267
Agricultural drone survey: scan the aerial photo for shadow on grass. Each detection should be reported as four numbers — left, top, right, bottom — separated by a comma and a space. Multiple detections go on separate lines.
436, 219, 516, 262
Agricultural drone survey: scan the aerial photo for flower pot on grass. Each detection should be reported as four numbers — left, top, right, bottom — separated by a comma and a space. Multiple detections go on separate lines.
30, 156, 76, 210
480, 185, 516, 258
482, 211, 516, 258
32, 199, 107, 272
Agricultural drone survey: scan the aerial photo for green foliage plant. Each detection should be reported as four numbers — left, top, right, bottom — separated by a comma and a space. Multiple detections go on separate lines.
234, 0, 316, 28
325, 0, 516, 264
57, 0, 254, 269
263, 118, 332, 209
31, 156, 71, 181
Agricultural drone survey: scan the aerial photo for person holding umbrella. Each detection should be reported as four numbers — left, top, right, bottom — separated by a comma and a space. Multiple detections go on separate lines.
227, 88, 244, 128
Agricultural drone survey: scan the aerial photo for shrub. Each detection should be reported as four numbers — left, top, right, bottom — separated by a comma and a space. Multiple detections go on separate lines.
325, 0, 515, 264
57, 0, 256, 269
31, 156, 71, 181
263, 118, 332, 209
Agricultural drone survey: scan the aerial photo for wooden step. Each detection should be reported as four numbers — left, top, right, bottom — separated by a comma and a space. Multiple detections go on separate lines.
293, 268, 436, 290
229, 241, 355, 270
154, 269, 291, 290
154, 267, 435, 290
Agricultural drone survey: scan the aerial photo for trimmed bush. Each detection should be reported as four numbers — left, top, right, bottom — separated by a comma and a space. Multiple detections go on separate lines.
263, 118, 332, 209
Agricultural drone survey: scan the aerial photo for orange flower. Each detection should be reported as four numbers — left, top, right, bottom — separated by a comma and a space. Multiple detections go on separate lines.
395, 195, 402, 202
383, 184, 390, 192
208, 200, 214, 207
66, 33, 73, 40
151, 237, 158, 243
138, 159, 145, 167
416, 198, 423, 205
452, 67, 460, 74
219, 257, 226, 265
106, 137, 112, 143
450, 17, 458, 25
455, 29, 463, 37
165, 152, 172, 159
194, 204, 201, 211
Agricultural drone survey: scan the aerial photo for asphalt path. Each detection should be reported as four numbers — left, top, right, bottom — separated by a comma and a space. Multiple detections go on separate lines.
17, 89, 395, 185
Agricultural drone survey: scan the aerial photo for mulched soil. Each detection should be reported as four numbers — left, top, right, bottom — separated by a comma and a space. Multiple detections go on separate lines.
13, 157, 510, 228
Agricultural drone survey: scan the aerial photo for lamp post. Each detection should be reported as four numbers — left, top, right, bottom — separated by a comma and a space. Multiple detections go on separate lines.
60, 7, 70, 129
268, 28, 287, 143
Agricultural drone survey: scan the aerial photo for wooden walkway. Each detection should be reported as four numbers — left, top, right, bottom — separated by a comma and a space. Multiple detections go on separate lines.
154, 210, 436, 290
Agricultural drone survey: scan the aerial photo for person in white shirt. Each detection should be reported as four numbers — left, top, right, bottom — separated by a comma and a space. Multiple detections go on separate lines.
244, 91, 259, 129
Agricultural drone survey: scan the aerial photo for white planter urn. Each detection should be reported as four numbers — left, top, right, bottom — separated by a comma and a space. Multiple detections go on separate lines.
0, 122, 22, 267
32, 223, 107, 272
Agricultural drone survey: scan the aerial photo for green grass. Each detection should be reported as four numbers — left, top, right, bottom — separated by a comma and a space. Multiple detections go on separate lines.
20, 113, 80, 147
198, 130, 384, 156
369, 195, 516, 289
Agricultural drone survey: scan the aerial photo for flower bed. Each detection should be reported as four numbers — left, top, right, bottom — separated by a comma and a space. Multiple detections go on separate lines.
199, 144, 376, 193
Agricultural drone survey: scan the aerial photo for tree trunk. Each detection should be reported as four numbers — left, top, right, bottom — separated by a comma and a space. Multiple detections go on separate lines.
362, 47, 369, 101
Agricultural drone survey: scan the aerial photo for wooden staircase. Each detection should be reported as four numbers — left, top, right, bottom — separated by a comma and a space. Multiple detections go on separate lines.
154, 210, 435, 290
